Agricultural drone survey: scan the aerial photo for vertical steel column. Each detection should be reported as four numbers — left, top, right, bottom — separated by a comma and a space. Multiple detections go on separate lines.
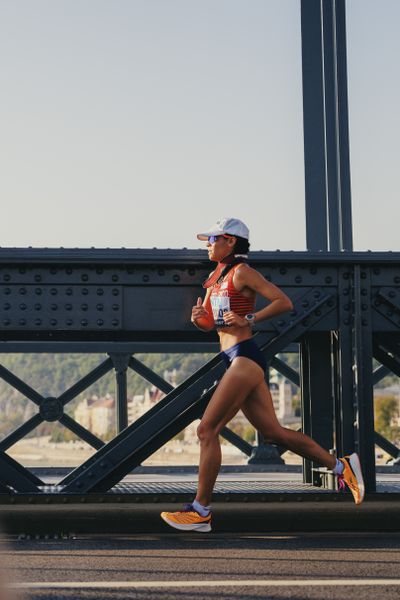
109, 354, 131, 433
334, 267, 356, 457
300, 332, 334, 485
352, 265, 375, 491
301, 0, 328, 251
301, 0, 353, 250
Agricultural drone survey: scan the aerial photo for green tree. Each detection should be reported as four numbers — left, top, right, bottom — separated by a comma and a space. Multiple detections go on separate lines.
375, 395, 400, 442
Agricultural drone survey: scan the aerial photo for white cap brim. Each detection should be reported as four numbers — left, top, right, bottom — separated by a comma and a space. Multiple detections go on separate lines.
197, 230, 223, 241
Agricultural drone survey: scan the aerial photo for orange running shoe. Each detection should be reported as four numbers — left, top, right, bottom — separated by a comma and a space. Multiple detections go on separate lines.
337, 452, 365, 505
161, 504, 212, 532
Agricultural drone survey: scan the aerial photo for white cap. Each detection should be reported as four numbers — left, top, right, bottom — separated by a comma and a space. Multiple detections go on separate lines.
197, 217, 249, 241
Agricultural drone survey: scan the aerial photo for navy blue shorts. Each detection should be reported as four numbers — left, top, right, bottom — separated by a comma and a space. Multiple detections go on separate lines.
221, 338, 266, 373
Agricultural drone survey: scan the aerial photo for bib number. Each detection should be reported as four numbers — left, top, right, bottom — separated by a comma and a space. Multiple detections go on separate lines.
210, 292, 230, 327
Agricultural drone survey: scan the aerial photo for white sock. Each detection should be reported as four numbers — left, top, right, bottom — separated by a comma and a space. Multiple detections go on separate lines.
332, 458, 344, 475
192, 499, 211, 516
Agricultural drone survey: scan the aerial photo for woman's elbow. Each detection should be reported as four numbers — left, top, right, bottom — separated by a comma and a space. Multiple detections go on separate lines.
282, 297, 294, 312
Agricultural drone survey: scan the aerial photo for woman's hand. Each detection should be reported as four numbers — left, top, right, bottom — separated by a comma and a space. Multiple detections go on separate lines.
222, 311, 248, 328
191, 297, 210, 324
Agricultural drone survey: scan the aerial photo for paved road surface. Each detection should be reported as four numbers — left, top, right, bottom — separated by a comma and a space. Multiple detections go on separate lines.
1, 531, 399, 599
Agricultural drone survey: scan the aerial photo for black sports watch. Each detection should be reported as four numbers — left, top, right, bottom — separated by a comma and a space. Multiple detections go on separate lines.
245, 313, 256, 327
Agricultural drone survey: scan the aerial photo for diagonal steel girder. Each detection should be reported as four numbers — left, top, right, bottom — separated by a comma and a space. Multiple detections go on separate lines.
0, 358, 113, 490
0, 359, 111, 454
61, 287, 336, 494
373, 334, 400, 378
0, 451, 42, 493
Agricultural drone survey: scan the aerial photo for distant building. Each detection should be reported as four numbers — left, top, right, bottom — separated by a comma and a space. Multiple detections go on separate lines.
75, 369, 178, 437
269, 372, 297, 425
74, 394, 115, 437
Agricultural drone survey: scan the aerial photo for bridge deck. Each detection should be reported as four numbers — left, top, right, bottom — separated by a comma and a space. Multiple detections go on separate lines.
2, 469, 399, 503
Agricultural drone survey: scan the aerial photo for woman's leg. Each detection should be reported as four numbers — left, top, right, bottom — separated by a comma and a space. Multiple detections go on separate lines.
241, 380, 336, 469
195, 357, 265, 506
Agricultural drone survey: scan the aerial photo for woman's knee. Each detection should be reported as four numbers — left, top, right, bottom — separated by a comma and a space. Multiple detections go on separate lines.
197, 421, 219, 444
264, 425, 287, 446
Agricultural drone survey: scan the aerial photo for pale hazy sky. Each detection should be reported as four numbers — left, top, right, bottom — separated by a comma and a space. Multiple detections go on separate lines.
1, 0, 399, 251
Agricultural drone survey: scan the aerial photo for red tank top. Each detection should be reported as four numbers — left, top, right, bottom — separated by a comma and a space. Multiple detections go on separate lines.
209, 264, 255, 327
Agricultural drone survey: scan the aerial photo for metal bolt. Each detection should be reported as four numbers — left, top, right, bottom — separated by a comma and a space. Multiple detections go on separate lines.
81, 288, 89, 295
50, 288, 57, 295
112, 275, 119, 282
66, 288, 73, 296
112, 289, 119, 296
97, 288, 104, 296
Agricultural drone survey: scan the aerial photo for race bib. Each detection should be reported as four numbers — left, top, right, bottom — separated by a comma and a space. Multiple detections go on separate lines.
210, 291, 230, 327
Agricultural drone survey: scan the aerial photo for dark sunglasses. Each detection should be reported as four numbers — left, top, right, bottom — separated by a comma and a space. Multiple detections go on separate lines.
208, 234, 233, 243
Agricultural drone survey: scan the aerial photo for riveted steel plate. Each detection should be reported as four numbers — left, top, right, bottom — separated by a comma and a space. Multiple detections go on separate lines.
0, 285, 122, 330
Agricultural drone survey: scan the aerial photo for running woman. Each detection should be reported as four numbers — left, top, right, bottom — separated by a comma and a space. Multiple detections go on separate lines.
161, 217, 364, 532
